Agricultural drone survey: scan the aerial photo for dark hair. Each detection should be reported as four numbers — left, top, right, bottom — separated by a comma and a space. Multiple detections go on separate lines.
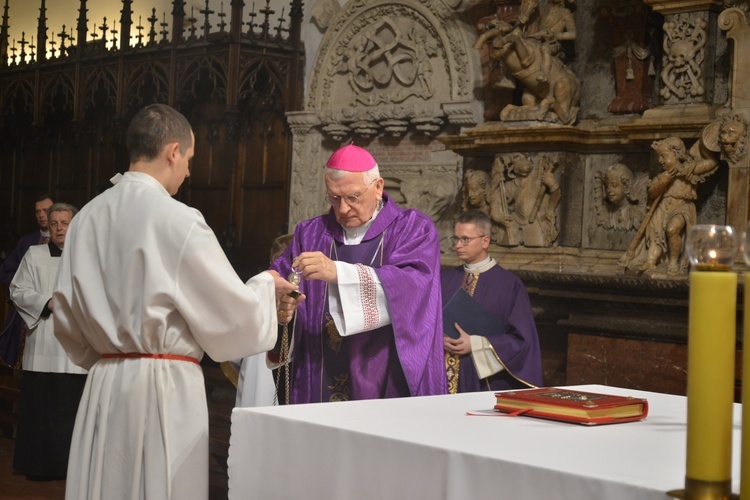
456, 209, 492, 234
35, 194, 54, 203
126, 104, 193, 163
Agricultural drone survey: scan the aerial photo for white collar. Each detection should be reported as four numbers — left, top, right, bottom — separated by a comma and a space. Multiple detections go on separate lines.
463, 256, 496, 274
342, 203, 382, 245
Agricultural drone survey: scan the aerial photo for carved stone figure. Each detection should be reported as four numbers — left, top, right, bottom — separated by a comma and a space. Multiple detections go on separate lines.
718, 112, 748, 164
660, 16, 707, 100
473, 0, 581, 125
594, 163, 648, 232
620, 135, 719, 276
462, 169, 492, 213
310, 0, 341, 31
534, 0, 577, 84
488, 153, 560, 247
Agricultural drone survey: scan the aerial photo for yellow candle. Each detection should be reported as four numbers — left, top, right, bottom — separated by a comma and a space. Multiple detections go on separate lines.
686, 271, 737, 485
742, 274, 750, 499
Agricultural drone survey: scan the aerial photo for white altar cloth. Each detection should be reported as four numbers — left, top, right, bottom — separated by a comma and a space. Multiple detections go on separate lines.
227, 385, 742, 499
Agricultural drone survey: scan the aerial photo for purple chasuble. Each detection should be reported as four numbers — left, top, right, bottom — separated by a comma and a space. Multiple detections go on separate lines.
271, 193, 447, 403
441, 264, 543, 392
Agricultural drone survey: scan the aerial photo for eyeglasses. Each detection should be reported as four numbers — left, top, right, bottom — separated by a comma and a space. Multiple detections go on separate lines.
450, 235, 486, 246
326, 181, 376, 207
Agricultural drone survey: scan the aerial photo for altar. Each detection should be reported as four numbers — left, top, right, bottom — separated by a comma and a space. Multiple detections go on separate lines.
227, 385, 742, 499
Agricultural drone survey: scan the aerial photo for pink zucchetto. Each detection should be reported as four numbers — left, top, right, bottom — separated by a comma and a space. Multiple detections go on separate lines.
325, 144, 377, 172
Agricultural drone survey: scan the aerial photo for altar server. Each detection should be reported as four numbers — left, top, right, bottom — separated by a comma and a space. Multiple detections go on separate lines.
11, 202, 85, 479
53, 103, 298, 500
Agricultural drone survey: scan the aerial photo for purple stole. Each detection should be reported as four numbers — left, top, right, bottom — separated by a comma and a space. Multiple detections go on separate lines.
274, 192, 447, 404
318, 235, 409, 402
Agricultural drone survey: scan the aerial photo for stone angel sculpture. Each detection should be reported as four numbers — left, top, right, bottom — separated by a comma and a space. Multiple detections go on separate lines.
620, 128, 720, 276
462, 169, 493, 214
593, 163, 648, 232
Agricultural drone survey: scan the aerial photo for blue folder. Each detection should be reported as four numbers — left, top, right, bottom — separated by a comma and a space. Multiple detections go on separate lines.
442, 288, 502, 339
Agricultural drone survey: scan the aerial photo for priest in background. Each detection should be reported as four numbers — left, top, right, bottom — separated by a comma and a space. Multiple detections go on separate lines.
10, 202, 86, 480
0, 194, 54, 368
442, 209, 543, 393
270, 144, 446, 403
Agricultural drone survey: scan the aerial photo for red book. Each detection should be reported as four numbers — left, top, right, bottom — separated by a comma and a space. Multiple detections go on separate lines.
494, 387, 649, 425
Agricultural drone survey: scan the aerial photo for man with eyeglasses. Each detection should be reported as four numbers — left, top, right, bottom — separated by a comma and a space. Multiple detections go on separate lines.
442, 209, 542, 393
269, 144, 447, 403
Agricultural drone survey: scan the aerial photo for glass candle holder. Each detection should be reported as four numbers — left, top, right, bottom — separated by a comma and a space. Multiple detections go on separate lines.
686, 224, 737, 271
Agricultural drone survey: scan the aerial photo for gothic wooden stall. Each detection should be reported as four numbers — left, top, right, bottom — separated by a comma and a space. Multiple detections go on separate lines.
0, 0, 304, 280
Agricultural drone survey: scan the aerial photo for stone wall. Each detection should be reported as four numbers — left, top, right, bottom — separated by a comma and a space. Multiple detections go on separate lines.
290, 0, 750, 394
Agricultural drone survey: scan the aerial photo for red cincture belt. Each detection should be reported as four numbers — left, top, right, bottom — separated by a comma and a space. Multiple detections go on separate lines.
101, 352, 200, 365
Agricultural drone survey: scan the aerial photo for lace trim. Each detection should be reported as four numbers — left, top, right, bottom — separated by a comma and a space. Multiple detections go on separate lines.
356, 263, 379, 331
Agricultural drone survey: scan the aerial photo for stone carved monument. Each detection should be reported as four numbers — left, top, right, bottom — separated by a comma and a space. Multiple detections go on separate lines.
462, 169, 492, 213
717, 5, 750, 233
488, 153, 561, 247
718, 112, 748, 164
593, 163, 648, 232
620, 128, 721, 277
472, 0, 580, 125
660, 14, 708, 101
286, 0, 481, 234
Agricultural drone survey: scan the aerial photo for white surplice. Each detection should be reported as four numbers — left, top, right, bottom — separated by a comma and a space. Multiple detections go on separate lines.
53, 171, 278, 500
11, 244, 86, 374
234, 352, 276, 407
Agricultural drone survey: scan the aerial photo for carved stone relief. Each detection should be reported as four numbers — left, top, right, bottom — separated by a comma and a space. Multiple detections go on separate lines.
718, 111, 748, 165
472, 0, 580, 125
718, 6, 750, 231
380, 163, 460, 223
486, 153, 561, 247
287, 0, 480, 230
462, 169, 492, 213
619, 127, 721, 277
380, 162, 462, 252
593, 163, 648, 233
659, 14, 708, 101
305, 0, 478, 141
311, 0, 341, 31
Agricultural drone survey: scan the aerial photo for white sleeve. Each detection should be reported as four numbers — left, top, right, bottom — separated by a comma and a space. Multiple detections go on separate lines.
328, 261, 391, 336
10, 252, 47, 330
470, 335, 506, 379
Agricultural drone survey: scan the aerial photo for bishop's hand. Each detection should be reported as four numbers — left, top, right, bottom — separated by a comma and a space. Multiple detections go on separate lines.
293, 251, 338, 283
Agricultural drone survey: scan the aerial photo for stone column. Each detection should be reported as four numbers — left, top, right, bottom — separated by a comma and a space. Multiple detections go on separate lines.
718, 7, 750, 232
286, 111, 326, 230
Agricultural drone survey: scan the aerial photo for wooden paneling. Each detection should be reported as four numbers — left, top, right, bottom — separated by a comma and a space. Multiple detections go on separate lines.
0, 1, 305, 278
